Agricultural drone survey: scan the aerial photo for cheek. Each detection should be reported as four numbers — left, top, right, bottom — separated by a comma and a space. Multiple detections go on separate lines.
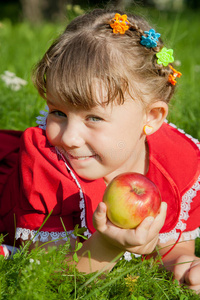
46, 119, 61, 145
104, 124, 143, 160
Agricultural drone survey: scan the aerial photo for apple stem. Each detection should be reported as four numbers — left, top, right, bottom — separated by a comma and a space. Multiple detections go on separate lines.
131, 186, 145, 195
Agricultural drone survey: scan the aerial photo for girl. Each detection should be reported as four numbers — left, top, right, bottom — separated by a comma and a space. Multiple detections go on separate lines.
1, 9, 200, 292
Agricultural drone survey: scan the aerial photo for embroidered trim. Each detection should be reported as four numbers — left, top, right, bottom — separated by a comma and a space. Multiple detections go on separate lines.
123, 228, 200, 261
56, 149, 92, 239
36, 105, 48, 129
35, 109, 92, 239
165, 120, 200, 151
158, 121, 200, 244
15, 228, 76, 243
159, 227, 200, 244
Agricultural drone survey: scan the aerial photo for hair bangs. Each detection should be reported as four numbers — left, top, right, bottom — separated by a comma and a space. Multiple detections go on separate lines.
38, 31, 127, 109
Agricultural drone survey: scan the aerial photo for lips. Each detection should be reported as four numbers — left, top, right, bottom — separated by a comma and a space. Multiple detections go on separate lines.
67, 153, 97, 161
71, 155, 94, 160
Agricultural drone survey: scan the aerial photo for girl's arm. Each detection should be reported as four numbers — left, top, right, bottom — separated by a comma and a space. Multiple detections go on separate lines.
76, 201, 167, 273
157, 239, 200, 292
26, 202, 167, 274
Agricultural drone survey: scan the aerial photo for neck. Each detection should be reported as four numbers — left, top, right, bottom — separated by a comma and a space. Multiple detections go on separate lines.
104, 137, 148, 185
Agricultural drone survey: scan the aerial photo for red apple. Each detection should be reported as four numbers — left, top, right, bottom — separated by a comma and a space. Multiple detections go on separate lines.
103, 172, 161, 229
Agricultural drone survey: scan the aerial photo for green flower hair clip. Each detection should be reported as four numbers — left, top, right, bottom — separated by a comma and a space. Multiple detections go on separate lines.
156, 47, 174, 67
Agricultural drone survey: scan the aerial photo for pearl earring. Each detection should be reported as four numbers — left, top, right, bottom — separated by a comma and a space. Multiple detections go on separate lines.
143, 125, 153, 135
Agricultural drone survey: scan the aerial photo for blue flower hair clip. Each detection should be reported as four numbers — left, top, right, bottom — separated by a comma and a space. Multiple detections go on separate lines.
140, 29, 161, 48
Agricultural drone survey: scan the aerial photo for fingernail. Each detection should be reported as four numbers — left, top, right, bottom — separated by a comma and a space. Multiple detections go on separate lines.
98, 202, 106, 214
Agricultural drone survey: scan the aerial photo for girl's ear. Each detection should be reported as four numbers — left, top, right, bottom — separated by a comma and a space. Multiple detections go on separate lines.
144, 101, 168, 135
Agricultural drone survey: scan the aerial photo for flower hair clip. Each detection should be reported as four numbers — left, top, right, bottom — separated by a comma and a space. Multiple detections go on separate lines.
168, 65, 182, 86
156, 47, 174, 67
140, 29, 161, 48
110, 13, 130, 34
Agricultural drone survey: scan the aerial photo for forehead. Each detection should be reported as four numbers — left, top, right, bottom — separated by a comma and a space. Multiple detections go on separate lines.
46, 79, 145, 120
46, 75, 122, 109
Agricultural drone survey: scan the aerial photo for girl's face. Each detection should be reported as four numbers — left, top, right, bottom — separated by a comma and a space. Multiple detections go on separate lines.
46, 85, 147, 183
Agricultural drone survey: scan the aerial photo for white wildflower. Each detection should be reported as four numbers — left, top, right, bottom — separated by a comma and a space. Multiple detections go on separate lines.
194, 65, 200, 72
1, 70, 27, 91
29, 258, 41, 265
174, 60, 181, 67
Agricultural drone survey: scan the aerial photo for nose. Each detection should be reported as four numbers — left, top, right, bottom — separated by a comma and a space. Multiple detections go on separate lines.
61, 119, 85, 149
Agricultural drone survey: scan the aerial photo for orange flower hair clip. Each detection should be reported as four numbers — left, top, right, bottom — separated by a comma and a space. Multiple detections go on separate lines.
168, 65, 182, 86
110, 13, 130, 34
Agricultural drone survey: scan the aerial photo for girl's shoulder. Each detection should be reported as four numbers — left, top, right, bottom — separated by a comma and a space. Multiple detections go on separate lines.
21, 126, 49, 147
147, 121, 200, 195
20, 126, 72, 180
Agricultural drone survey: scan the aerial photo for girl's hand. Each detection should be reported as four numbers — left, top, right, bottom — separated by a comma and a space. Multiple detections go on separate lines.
173, 255, 200, 293
93, 201, 167, 255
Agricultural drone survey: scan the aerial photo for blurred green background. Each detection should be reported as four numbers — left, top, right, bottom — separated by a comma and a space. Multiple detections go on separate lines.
0, 2, 200, 299
0, 0, 200, 140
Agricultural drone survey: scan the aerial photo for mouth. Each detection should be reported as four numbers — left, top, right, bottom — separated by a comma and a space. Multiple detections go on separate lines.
67, 153, 97, 161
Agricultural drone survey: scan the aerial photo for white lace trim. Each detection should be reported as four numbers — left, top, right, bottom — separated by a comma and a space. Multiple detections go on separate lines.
15, 228, 76, 243
159, 227, 200, 244
158, 121, 200, 244
165, 120, 200, 151
35, 109, 92, 239
56, 149, 92, 239
124, 123, 200, 260
123, 228, 200, 261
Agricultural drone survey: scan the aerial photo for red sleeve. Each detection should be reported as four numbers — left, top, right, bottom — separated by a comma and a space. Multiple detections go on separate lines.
0, 130, 22, 196
0, 127, 107, 245
17, 127, 82, 232
0, 127, 83, 244
147, 123, 200, 235
0, 130, 22, 243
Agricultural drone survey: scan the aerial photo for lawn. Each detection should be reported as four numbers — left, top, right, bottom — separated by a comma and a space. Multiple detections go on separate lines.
0, 4, 200, 299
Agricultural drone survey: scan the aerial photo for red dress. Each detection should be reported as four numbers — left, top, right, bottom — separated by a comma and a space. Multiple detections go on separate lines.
0, 122, 200, 246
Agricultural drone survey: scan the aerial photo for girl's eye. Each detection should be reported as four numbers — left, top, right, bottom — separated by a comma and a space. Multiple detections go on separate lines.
50, 110, 66, 117
87, 115, 103, 122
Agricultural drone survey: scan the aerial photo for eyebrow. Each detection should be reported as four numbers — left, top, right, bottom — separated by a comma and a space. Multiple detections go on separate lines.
46, 96, 110, 116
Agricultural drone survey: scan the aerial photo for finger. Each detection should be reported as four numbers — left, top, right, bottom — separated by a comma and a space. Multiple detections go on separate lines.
134, 202, 167, 244
186, 284, 200, 294
148, 202, 167, 237
128, 234, 159, 255
173, 255, 193, 284
125, 202, 167, 246
184, 261, 200, 286
93, 202, 108, 232
134, 216, 155, 244
155, 201, 167, 227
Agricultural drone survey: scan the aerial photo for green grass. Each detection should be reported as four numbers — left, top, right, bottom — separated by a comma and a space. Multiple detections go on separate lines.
0, 20, 63, 130
0, 236, 200, 300
128, 7, 200, 140
0, 6, 200, 299
0, 8, 200, 137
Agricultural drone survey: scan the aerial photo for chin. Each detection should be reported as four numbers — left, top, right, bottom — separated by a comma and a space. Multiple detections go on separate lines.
74, 170, 103, 181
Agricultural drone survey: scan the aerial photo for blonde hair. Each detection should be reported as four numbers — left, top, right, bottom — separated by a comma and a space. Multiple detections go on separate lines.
33, 9, 175, 109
